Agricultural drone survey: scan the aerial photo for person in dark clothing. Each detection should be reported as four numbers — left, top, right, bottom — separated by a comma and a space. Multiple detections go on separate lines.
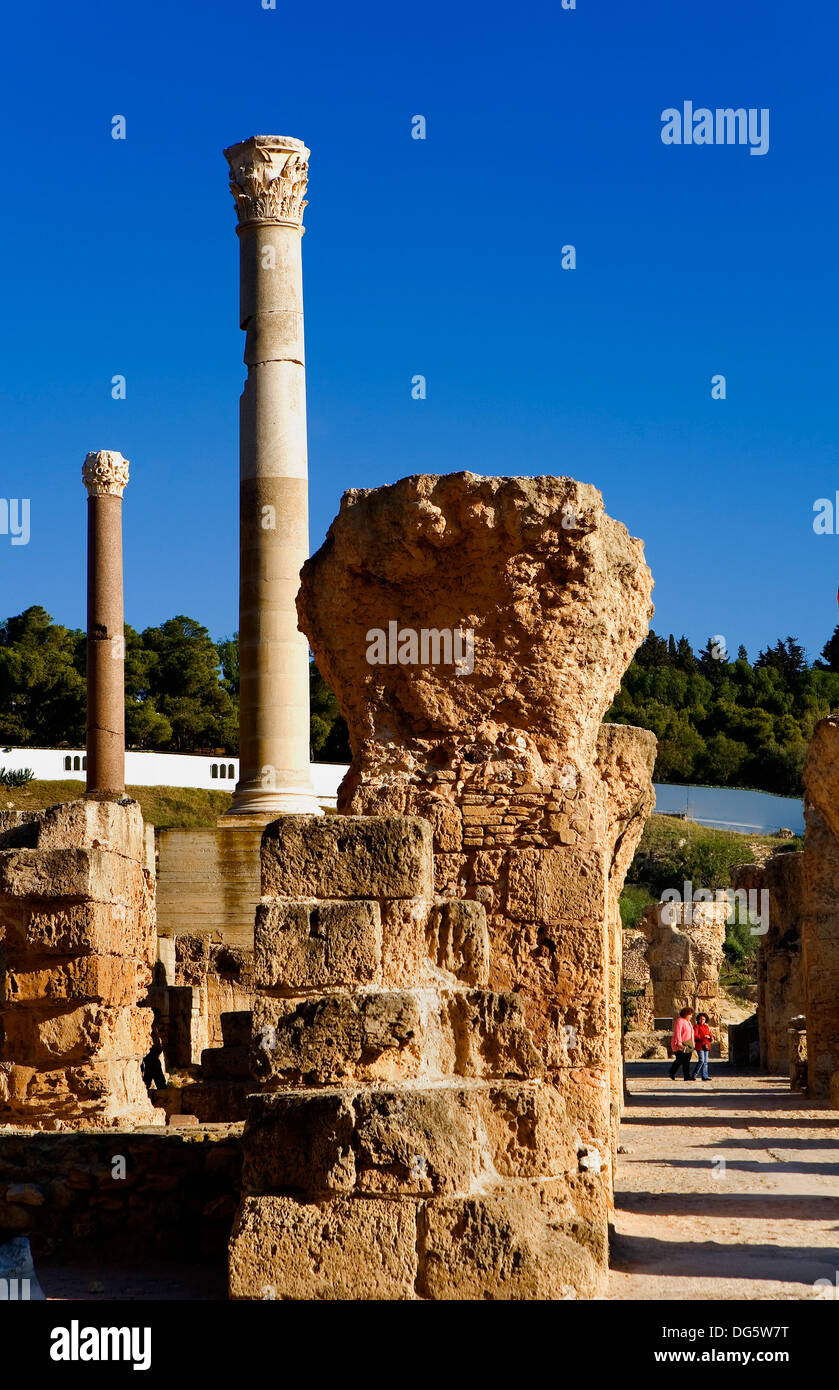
141, 1013, 167, 1090
668, 1007, 695, 1081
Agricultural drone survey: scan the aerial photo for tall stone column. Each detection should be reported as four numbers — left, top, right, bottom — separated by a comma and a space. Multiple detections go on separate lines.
223, 134, 320, 817
82, 450, 129, 797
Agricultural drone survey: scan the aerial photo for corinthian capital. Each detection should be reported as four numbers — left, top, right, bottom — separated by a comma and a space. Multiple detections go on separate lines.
82, 451, 130, 498
224, 134, 309, 229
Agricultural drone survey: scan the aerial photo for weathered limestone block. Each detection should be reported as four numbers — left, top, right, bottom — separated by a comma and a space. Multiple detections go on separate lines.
242, 1091, 358, 1195
0, 901, 154, 963
251, 987, 542, 1086
0, 1004, 153, 1067
0, 848, 145, 906
241, 1080, 577, 1199
3, 955, 151, 1007
352, 1088, 474, 1195
426, 898, 489, 985
298, 474, 653, 772
253, 898, 382, 991
417, 1182, 601, 1300
261, 816, 432, 900
229, 1194, 419, 1301
0, 799, 145, 862
0, 1056, 154, 1123
251, 991, 426, 1085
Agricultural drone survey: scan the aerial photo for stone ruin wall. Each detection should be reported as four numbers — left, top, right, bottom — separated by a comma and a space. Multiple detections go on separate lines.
144, 934, 256, 1124
0, 799, 162, 1129
622, 929, 655, 1032
640, 899, 727, 1037
296, 473, 657, 1196
229, 814, 608, 1300
800, 716, 839, 1100
725, 716, 839, 1101
732, 856, 804, 1075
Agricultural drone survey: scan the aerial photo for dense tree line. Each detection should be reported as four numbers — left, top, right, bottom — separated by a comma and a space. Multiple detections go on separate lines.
0, 607, 350, 762
607, 628, 839, 796
6, 605, 838, 794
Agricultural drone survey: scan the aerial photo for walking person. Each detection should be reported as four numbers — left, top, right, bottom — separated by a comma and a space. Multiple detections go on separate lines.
691, 1013, 713, 1081
668, 1007, 694, 1081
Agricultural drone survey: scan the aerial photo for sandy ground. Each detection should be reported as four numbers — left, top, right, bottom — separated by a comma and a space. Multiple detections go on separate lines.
609, 1064, 839, 1300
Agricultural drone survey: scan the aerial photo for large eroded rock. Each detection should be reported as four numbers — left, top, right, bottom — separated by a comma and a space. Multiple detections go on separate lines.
298, 472, 653, 784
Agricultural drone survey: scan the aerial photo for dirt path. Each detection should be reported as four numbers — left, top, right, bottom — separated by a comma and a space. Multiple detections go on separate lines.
609, 1064, 839, 1300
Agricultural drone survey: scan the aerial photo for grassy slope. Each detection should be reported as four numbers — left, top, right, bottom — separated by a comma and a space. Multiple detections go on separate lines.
636, 812, 802, 863
0, 780, 233, 829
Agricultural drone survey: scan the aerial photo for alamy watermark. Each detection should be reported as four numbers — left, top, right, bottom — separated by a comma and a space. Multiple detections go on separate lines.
661, 881, 769, 935
0, 499, 30, 546
366, 622, 474, 677
661, 103, 769, 156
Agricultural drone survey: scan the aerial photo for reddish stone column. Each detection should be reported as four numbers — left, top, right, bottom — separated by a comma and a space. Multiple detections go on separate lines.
82, 450, 129, 797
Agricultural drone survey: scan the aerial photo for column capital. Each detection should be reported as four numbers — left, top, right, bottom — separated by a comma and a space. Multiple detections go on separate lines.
223, 135, 309, 230
82, 451, 130, 499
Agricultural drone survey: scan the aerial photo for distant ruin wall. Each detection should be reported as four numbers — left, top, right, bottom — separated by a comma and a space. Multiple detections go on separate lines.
732, 855, 804, 1075
801, 716, 839, 1100
639, 898, 727, 1036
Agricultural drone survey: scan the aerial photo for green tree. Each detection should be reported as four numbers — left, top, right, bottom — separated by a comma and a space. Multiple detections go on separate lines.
140, 616, 238, 752
309, 662, 351, 762
817, 624, 839, 674
217, 635, 240, 698
0, 607, 86, 745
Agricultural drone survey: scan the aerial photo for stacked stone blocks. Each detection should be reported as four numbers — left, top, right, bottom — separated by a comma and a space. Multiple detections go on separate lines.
0, 799, 162, 1127
229, 814, 607, 1300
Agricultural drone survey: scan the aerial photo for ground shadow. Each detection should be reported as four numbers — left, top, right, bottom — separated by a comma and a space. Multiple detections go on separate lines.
609, 1228, 838, 1285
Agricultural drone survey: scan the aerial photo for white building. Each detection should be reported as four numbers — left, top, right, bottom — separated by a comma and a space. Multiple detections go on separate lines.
0, 748, 347, 809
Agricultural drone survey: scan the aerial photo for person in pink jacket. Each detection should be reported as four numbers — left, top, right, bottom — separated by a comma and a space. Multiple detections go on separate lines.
668, 1008, 694, 1081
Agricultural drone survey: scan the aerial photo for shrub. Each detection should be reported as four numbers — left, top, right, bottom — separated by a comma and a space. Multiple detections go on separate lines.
619, 884, 655, 931
0, 767, 34, 787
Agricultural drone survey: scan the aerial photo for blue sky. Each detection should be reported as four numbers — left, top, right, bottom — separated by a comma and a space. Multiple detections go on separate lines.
1, 0, 837, 661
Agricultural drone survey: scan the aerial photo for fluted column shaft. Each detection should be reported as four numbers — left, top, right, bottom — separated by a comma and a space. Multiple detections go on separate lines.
224, 134, 320, 816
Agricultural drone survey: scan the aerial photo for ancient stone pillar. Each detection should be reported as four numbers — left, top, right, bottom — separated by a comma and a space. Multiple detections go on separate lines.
799, 716, 839, 1099
732, 856, 803, 1074
0, 799, 163, 1129
223, 135, 319, 817
296, 473, 656, 1192
82, 450, 129, 797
